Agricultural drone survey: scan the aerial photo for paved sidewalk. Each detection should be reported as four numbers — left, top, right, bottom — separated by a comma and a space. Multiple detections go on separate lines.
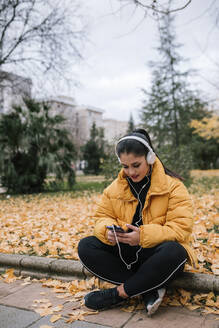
0, 279, 218, 328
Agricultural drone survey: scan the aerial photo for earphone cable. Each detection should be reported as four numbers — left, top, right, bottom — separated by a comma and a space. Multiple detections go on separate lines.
112, 176, 149, 270
112, 224, 142, 270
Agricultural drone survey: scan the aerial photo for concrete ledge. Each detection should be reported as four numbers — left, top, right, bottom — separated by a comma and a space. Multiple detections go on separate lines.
0, 253, 218, 293
20, 270, 51, 280
50, 259, 84, 278
171, 272, 215, 293
20, 256, 55, 272
0, 253, 23, 267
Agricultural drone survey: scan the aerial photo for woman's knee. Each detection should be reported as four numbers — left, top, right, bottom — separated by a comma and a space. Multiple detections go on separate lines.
155, 242, 187, 281
78, 236, 94, 259
157, 241, 188, 262
78, 236, 104, 260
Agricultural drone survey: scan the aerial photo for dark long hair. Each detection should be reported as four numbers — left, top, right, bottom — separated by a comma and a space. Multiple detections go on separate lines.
116, 128, 183, 181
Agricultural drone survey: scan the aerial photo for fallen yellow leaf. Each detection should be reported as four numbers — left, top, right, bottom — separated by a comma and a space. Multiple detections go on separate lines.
185, 304, 201, 311
50, 314, 62, 323
121, 305, 136, 312
3, 269, 17, 283
35, 308, 53, 316
51, 305, 63, 312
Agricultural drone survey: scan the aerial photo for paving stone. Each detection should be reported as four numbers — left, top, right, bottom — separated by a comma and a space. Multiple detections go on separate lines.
0, 280, 28, 299
0, 279, 218, 328
83, 306, 134, 328
160, 305, 203, 317
0, 280, 93, 321
0, 304, 40, 328
29, 316, 110, 328
124, 306, 207, 328
1, 281, 70, 310
70, 321, 111, 328
58, 300, 80, 317
28, 316, 71, 328
203, 316, 219, 328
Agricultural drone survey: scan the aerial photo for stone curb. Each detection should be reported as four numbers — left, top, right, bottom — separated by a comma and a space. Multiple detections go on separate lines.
0, 253, 218, 293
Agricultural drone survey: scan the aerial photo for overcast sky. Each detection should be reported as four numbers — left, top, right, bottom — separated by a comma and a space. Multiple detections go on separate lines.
69, 0, 218, 123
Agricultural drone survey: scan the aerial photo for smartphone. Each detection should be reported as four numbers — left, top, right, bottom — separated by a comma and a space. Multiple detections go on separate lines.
106, 225, 125, 233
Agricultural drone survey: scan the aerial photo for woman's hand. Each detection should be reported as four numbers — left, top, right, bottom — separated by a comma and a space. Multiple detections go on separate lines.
107, 230, 117, 245
116, 224, 140, 246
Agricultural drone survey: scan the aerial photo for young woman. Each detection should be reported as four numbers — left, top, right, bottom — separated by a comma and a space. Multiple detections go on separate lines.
78, 129, 196, 316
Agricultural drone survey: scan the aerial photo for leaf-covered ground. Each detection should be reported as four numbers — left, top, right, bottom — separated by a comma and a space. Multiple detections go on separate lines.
0, 187, 218, 274
0, 192, 99, 260
0, 177, 218, 317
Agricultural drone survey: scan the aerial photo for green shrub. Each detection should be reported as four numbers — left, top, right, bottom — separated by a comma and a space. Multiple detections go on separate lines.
0, 99, 76, 194
100, 143, 121, 182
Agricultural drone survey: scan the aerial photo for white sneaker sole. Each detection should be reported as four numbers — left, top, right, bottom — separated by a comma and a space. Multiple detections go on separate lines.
147, 288, 166, 316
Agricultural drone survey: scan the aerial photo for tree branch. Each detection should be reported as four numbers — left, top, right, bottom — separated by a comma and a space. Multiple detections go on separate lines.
0, 0, 85, 76
0, 0, 19, 51
119, 0, 192, 14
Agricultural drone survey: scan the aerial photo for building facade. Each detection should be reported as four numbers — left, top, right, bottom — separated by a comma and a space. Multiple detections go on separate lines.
0, 71, 128, 149
75, 105, 104, 146
0, 71, 32, 113
42, 96, 78, 141
103, 118, 128, 142
42, 98, 128, 147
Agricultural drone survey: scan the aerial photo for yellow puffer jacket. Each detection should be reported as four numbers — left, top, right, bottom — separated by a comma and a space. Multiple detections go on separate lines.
94, 157, 197, 267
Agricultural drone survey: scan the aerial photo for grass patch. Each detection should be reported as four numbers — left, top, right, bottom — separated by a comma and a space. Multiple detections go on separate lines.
73, 181, 109, 193
188, 176, 219, 196
0, 180, 109, 200
190, 169, 219, 177
76, 175, 105, 183
43, 175, 108, 194
39, 180, 109, 199
1, 172, 218, 199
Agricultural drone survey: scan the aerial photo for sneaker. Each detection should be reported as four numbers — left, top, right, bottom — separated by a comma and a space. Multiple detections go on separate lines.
142, 288, 166, 316
84, 287, 125, 310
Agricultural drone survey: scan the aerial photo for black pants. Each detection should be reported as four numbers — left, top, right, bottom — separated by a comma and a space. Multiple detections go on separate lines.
78, 236, 187, 297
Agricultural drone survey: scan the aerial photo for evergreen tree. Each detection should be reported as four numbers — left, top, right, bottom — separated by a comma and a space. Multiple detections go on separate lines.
0, 99, 76, 193
100, 143, 121, 182
140, 9, 212, 176
82, 122, 105, 175
127, 113, 135, 133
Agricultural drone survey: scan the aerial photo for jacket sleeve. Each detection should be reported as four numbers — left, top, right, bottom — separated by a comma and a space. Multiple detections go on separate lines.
139, 180, 193, 248
93, 189, 119, 245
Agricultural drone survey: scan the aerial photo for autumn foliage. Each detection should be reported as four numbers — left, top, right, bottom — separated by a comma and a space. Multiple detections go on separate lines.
190, 115, 219, 141
0, 174, 218, 318
0, 181, 218, 274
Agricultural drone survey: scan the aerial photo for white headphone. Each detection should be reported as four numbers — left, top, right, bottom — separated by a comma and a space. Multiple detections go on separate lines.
116, 136, 156, 165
